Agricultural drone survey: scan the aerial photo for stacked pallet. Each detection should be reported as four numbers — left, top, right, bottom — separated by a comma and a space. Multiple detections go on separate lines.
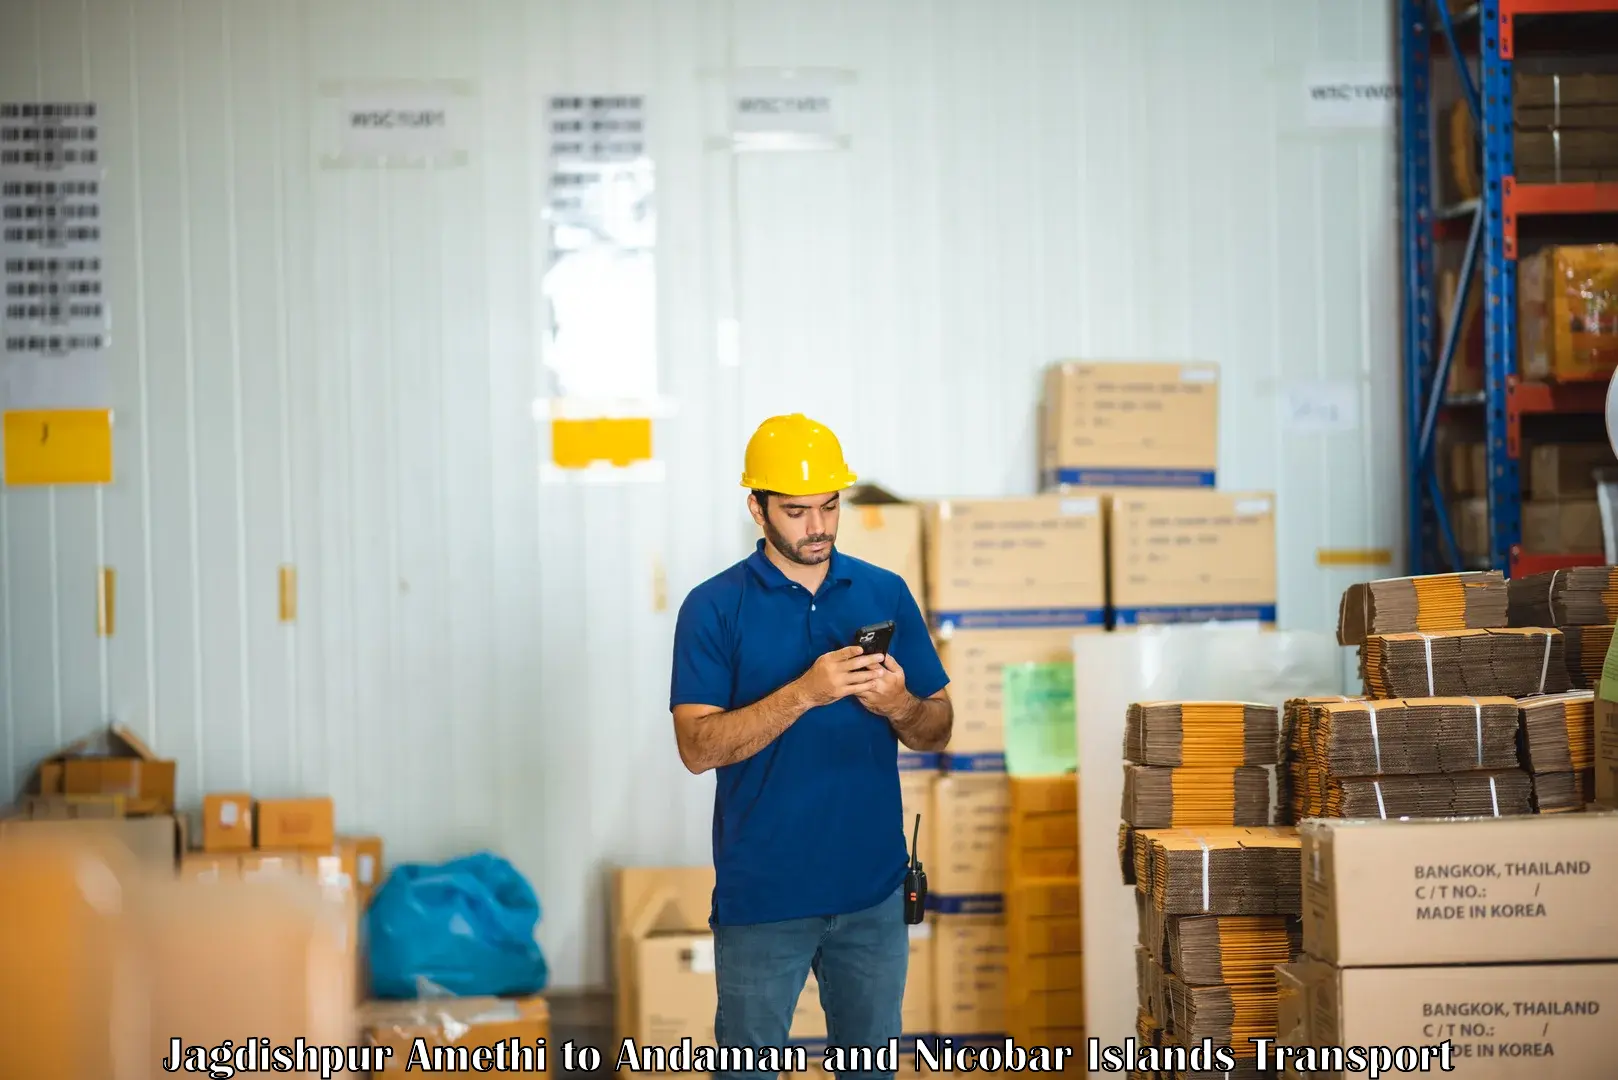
1003, 775, 1082, 1050
1119, 699, 1299, 1074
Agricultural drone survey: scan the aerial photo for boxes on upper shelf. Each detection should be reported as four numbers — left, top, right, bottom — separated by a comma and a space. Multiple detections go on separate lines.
1108, 489, 1278, 627
1040, 361, 1219, 489
924, 494, 1106, 633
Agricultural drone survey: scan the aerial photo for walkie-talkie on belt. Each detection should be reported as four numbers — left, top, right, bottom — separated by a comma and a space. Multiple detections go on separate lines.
903, 813, 927, 924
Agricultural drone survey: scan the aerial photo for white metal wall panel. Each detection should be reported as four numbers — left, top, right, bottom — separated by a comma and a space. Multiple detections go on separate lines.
0, 0, 1398, 988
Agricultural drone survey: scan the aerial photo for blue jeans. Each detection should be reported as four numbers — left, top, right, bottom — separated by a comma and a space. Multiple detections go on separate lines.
713, 885, 908, 1080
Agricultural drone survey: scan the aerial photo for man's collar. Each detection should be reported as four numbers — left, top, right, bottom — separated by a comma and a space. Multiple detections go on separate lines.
745, 538, 853, 589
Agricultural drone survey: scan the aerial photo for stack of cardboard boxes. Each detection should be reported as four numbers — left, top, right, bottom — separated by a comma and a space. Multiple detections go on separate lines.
1283, 813, 1618, 1076
1003, 776, 1083, 1049
1521, 441, 1612, 558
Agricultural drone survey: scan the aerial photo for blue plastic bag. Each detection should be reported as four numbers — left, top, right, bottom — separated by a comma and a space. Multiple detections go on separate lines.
366, 851, 549, 999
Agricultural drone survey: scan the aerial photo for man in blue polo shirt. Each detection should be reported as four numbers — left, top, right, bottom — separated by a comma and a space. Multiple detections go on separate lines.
669, 413, 952, 1080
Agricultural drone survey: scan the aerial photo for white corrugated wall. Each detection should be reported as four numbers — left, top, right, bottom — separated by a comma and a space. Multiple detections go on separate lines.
0, 0, 1398, 988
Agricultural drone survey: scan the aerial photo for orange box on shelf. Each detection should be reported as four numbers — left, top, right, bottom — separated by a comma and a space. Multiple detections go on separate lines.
1520, 243, 1618, 383
255, 797, 336, 851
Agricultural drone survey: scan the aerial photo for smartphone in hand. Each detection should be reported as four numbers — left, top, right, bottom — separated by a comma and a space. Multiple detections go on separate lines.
852, 620, 895, 656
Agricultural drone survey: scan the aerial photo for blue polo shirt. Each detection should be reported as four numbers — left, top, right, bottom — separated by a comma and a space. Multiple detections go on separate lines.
670, 540, 949, 927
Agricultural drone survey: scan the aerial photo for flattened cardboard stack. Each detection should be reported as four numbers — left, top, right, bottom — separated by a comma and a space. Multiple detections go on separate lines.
1287, 695, 1534, 822
1508, 565, 1618, 627
1277, 696, 1358, 827
1335, 570, 1509, 647
1358, 628, 1571, 699
1519, 690, 1597, 812
1120, 699, 1299, 1073
1562, 623, 1614, 690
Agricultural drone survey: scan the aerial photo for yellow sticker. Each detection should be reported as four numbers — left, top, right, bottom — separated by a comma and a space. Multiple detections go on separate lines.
550, 417, 652, 469
2, 409, 113, 485
1315, 547, 1393, 567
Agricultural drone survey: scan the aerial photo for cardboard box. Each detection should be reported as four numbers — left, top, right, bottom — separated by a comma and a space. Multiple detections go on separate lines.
240, 851, 303, 880
180, 852, 240, 882
1528, 442, 1615, 501
1448, 441, 1487, 497
930, 774, 1008, 911
33, 724, 177, 815
1279, 956, 1618, 1078
611, 867, 715, 1045
1040, 361, 1219, 488
337, 834, 385, 904
836, 484, 926, 614
630, 932, 718, 1045
935, 627, 1083, 764
1520, 243, 1618, 383
1522, 499, 1604, 555
201, 792, 254, 852
1596, 697, 1618, 808
932, 915, 1006, 1040
900, 758, 939, 874
1301, 813, 1618, 966
904, 923, 936, 1036
1453, 497, 1489, 566
1108, 489, 1278, 626
149, 877, 358, 1064
924, 495, 1106, 630
12, 793, 128, 820
0, 813, 180, 870
255, 796, 336, 850
364, 994, 549, 1073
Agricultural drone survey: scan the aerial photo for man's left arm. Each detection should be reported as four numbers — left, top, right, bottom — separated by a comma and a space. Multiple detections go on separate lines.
856, 586, 953, 752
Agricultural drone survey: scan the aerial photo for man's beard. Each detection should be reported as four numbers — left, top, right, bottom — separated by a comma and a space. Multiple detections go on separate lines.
763, 519, 835, 566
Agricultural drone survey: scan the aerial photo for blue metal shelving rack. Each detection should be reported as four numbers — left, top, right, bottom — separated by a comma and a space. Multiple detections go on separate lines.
1400, 0, 1618, 578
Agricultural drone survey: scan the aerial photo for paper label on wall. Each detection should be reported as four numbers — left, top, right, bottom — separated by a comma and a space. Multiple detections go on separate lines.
728, 72, 845, 148
1303, 66, 1399, 128
318, 81, 474, 168
0, 102, 109, 413
1281, 380, 1360, 433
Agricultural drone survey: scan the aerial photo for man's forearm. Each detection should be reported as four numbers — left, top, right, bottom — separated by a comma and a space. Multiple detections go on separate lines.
889, 693, 952, 752
680, 681, 815, 773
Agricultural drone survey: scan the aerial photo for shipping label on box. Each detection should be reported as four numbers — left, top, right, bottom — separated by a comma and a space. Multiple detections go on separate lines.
931, 916, 1007, 1041
1108, 489, 1278, 624
1289, 957, 1618, 1079
930, 774, 1008, 913
201, 793, 253, 852
924, 495, 1105, 631
935, 627, 1081, 764
1301, 813, 1618, 967
1040, 361, 1219, 489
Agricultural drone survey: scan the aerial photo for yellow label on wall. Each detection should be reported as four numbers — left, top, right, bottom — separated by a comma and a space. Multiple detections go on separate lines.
550, 417, 653, 469
2, 410, 114, 485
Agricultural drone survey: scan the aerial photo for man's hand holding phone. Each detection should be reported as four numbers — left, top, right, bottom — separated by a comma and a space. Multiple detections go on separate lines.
796, 646, 887, 707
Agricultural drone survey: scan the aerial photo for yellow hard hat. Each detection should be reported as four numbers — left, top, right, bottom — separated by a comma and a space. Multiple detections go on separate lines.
740, 413, 858, 496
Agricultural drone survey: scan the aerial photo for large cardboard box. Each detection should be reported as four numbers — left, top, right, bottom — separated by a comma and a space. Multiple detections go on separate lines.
1528, 442, 1615, 501
1300, 814, 1618, 966
836, 484, 926, 614
31, 723, 177, 816
932, 915, 1007, 1040
1108, 489, 1278, 626
930, 774, 1008, 911
1040, 361, 1219, 489
935, 627, 1082, 763
611, 867, 714, 1044
1596, 698, 1618, 808
364, 994, 549, 1073
630, 932, 719, 1045
924, 494, 1105, 631
1520, 243, 1618, 383
0, 813, 180, 871
1522, 499, 1604, 555
1279, 956, 1618, 1078
900, 757, 939, 873
904, 923, 936, 1038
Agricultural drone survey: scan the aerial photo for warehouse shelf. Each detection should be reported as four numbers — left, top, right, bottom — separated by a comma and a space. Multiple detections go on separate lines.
1400, 0, 1618, 576
1505, 377, 1608, 456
